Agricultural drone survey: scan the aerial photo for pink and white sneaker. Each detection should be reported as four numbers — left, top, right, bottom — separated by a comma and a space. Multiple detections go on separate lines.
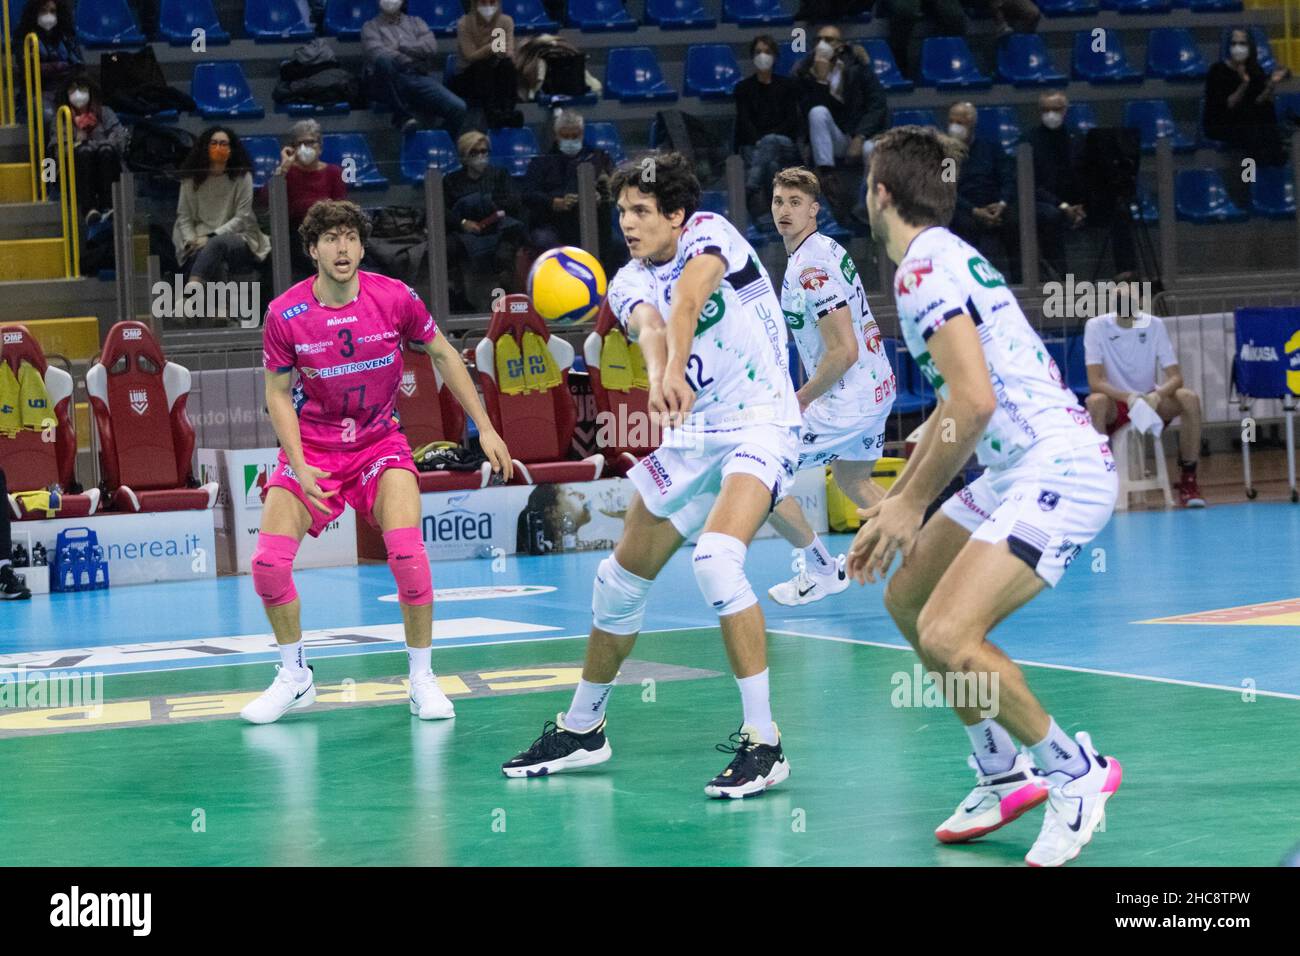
1025, 731, 1123, 867
936, 751, 1049, 844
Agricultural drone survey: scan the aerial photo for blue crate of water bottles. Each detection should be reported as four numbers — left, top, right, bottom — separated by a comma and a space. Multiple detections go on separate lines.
50, 527, 110, 593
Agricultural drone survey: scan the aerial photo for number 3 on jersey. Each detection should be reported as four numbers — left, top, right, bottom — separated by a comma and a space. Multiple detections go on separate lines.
337, 328, 354, 358
683, 353, 713, 392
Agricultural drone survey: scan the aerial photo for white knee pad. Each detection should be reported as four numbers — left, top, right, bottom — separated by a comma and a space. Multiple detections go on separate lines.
591, 556, 653, 635
692, 532, 756, 617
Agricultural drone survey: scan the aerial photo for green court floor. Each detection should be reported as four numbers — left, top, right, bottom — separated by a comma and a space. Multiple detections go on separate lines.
2, 629, 1296, 866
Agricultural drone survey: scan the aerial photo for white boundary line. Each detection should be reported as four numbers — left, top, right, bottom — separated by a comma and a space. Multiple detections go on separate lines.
768, 628, 1300, 703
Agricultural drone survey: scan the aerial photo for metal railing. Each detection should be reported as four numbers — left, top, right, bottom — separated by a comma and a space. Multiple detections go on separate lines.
53, 105, 79, 277
22, 32, 44, 202
1, 0, 15, 126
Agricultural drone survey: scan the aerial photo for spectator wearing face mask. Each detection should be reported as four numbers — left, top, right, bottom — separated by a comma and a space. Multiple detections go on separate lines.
362, 0, 467, 135
946, 101, 1022, 281
269, 119, 347, 277
876, 0, 967, 78
1204, 27, 1290, 169
522, 109, 615, 266
735, 34, 804, 226
444, 130, 528, 305
450, 0, 521, 129
16, 0, 83, 116
47, 74, 126, 226
793, 25, 887, 215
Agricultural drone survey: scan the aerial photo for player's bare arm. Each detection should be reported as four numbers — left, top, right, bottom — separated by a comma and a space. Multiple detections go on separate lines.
423, 334, 513, 481
849, 314, 994, 583
264, 367, 335, 514
1085, 363, 1132, 405
662, 251, 725, 425
627, 301, 670, 419
796, 306, 858, 410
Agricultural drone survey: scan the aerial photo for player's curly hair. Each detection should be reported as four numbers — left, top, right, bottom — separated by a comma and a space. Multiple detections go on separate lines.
608, 151, 701, 223
868, 125, 968, 228
298, 200, 372, 257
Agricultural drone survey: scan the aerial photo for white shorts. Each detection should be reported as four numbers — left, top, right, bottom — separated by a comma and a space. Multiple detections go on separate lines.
939, 437, 1118, 588
629, 424, 800, 538
796, 398, 892, 469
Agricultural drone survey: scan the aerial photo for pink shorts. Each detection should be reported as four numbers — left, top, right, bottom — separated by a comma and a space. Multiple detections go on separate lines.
264, 430, 419, 537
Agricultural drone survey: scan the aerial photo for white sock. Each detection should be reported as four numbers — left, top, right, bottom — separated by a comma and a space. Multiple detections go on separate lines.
1029, 718, 1088, 778
803, 536, 835, 577
278, 640, 309, 682
966, 719, 1017, 775
407, 644, 432, 677
565, 679, 614, 731
736, 669, 778, 745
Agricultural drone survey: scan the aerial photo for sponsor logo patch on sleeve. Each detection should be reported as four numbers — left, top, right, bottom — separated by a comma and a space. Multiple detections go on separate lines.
799, 266, 830, 291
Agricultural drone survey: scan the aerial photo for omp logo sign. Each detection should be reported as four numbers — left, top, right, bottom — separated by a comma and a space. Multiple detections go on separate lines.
128, 389, 149, 415
509, 301, 528, 313
2, 332, 22, 345
400, 371, 417, 397
122, 328, 143, 340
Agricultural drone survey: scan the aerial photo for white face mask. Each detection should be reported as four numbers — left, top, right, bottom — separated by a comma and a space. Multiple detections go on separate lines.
1230, 43, 1250, 63
68, 89, 89, 109
297, 145, 318, 165
948, 122, 969, 141
815, 40, 835, 58
753, 52, 775, 73
379, 0, 401, 14
467, 155, 489, 174
1041, 110, 1064, 131
37, 12, 57, 30
557, 137, 582, 156
477, 4, 496, 19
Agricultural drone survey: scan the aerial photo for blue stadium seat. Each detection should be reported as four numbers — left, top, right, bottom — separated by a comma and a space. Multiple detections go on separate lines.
1175, 169, 1247, 223
996, 33, 1067, 87
504, 0, 560, 33
1146, 27, 1207, 81
443, 52, 459, 81
567, 0, 638, 31
243, 135, 282, 191
723, 0, 793, 26
1072, 29, 1143, 84
1036, 0, 1100, 14
1066, 101, 1098, 137
976, 105, 1021, 156
322, 133, 390, 190
489, 127, 540, 178
191, 62, 265, 119
859, 38, 913, 92
883, 339, 937, 415
644, 0, 715, 29
890, 108, 939, 128
583, 121, 626, 164
698, 190, 729, 216
1221, 27, 1275, 73
1105, 0, 1171, 12
605, 47, 678, 102
76, 0, 145, 47
406, 0, 461, 35
1129, 185, 1159, 223
244, 0, 314, 43
1190, 0, 1242, 11
1251, 165, 1296, 219
401, 129, 461, 183
921, 36, 991, 89
684, 44, 742, 99
277, 98, 351, 117
1123, 99, 1194, 153
323, 0, 368, 40
159, 0, 229, 46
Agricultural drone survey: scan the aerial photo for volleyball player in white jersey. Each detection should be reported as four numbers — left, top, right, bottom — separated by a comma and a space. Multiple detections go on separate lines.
766, 166, 896, 606
502, 152, 803, 798
851, 126, 1122, 866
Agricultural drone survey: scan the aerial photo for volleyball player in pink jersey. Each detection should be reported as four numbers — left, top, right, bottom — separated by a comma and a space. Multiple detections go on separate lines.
241, 200, 512, 725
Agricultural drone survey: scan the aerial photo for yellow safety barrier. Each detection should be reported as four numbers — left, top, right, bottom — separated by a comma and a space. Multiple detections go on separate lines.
22, 32, 45, 201
54, 105, 79, 277
1, 0, 15, 125
826, 457, 905, 532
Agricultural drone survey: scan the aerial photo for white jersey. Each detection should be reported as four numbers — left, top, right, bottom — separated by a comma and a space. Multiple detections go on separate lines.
780, 231, 896, 416
1083, 312, 1177, 395
606, 211, 801, 434
894, 227, 1095, 471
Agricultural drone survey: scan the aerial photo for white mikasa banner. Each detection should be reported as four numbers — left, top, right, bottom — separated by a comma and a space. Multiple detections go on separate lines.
196, 448, 358, 574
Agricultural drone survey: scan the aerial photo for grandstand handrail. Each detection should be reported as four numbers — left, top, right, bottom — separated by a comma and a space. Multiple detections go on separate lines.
1, 0, 14, 125
22, 32, 44, 201
424, 164, 450, 323
54, 104, 78, 277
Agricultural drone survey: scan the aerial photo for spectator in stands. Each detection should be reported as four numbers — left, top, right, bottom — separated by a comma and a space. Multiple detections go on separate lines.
271, 119, 347, 278
876, 0, 966, 78
1204, 27, 1290, 169
444, 130, 528, 306
15, 0, 83, 115
522, 109, 614, 265
451, 0, 521, 129
362, 0, 467, 136
735, 34, 804, 226
1084, 289, 1205, 508
48, 74, 127, 226
1025, 90, 1138, 281
965, 0, 1039, 36
173, 127, 271, 319
947, 101, 1021, 280
793, 24, 887, 216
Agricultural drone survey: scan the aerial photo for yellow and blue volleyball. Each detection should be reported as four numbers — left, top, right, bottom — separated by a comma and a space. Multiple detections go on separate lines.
527, 246, 607, 325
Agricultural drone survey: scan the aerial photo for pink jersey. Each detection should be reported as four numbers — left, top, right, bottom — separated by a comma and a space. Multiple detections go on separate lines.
262, 271, 440, 451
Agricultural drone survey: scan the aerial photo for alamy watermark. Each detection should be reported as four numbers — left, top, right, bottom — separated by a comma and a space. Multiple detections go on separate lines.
1042, 276, 1153, 321
0, 667, 104, 715
890, 663, 999, 719
151, 276, 261, 327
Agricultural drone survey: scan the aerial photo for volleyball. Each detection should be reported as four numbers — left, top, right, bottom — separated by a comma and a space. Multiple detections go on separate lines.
527, 246, 607, 325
